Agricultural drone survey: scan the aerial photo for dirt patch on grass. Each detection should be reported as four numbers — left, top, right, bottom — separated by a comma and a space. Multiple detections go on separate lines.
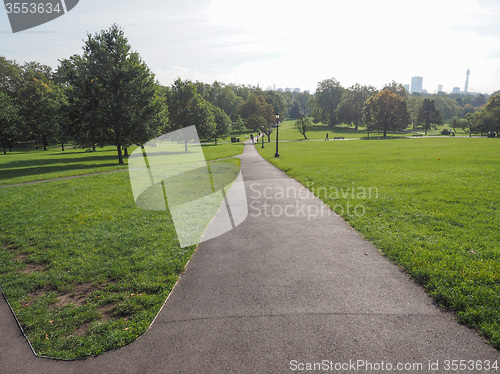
98, 302, 116, 321
72, 322, 90, 337
19, 262, 48, 274
2, 241, 18, 250
51, 282, 96, 308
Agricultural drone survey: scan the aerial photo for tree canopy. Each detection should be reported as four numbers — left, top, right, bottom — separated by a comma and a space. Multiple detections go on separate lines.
364, 90, 410, 137
58, 24, 167, 163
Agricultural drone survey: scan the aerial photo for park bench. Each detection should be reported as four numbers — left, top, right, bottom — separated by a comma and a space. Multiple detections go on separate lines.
412, 134, 423, 138
334, 137, 344, 140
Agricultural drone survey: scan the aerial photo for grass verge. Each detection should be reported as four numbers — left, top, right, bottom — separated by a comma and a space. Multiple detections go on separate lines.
0, 143, 243, 359
257, 137, 500, 349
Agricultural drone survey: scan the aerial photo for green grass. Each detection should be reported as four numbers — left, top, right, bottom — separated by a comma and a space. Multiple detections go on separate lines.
257, 137, 500, 348
256, 120, 417, 142
0, 142, 244, 359
0, 143, 244, 186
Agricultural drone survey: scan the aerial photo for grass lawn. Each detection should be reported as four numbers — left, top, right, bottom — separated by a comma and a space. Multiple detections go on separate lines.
254, 120, 421, 142
0, 143, 244, 186
257, 137, 500, 349
0, 142, 244, 359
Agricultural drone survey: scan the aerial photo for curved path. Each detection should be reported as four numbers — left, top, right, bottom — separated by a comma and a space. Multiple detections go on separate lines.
1, 141, 498, 373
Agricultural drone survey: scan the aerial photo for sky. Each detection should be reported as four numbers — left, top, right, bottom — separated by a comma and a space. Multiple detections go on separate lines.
1, 0, 500, 94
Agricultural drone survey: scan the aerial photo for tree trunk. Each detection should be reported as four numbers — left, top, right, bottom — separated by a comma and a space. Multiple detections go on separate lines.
215, 137, 217, 145
383, 128, 387, 137
2, 145, 6, 155
61, 143, 65, 151
117, 144, 124, 164
93, 145, 96, 152
43, 135, 47, 151
124, 147, 128, 156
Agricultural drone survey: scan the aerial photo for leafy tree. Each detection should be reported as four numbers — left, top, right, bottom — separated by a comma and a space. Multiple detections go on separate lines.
238, 94, 275, 132
264, 90, 287, 118
294, 115, 313, 139
212, 106, 231, 145
364, 90, 410, 137
312, 78, 344, 126
337, 83, 376, 130
196, 81, 243, 121
471, 95, 500, 135
289, 100, 302, 119
232, 115, 246, 131
0, 91, 19, 154
407, 96, 424, 129
59, 24, 167, 164
432, 95, 461, 122
0, 56, 22, 96
449, 117, 467, 133
383, 81, 408, 101
472, 94, 487, 108
460, 104, 476, 118
417, 99, 443, 135
295, 91, 312, 115
166, 78, 215, 141
17, 77, 60, 151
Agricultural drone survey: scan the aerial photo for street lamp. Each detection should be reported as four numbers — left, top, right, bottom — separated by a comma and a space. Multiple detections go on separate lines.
274, 113, 280, 157
262, 126, 265, 148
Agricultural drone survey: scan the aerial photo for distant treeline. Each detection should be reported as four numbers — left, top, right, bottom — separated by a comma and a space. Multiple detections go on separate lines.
1, 24, 498, 162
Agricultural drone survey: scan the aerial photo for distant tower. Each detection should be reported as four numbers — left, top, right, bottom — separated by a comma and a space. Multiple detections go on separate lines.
438, 84, 443, 93
410, 76, 423, 94
464, 68, 470, 93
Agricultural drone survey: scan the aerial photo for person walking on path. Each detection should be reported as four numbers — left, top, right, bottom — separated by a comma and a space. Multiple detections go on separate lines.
250, 133, 254, 144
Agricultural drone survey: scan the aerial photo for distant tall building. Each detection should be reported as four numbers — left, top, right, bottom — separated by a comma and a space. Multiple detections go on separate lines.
404, 84, 410, 92
410, 76, 423, 94
452, 87, 460, 94
464, 68, 470, 93
438, 84, 443, 93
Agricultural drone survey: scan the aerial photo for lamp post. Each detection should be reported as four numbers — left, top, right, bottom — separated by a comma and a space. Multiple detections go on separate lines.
262, 126, 265, 148
274, 113, 280, 157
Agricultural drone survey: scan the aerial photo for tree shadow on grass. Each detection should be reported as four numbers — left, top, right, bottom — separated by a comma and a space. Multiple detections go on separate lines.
0, 162, 123, 182
0, 154, 121, 171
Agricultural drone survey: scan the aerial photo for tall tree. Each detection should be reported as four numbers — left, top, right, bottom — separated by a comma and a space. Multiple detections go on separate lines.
471, 95, 500, 135
166, 78, 216, 141
289, 100, 302, 119
312, 78, 344, 126
59, 24, 167, 164
264, 90, 287, 118
212, 106, 231, 145
0, 91, 19, 154
337, 83, 376, 130
382, 81, 408, 100
17, 77, 60, 151
238, 94, 275, 134
0, 56, 22, 96
364, 90, 410, 137
432, 94, 461, 122
418, 99, 443, 135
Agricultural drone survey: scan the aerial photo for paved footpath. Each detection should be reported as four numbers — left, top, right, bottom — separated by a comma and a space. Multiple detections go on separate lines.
1, 141, 498, 374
